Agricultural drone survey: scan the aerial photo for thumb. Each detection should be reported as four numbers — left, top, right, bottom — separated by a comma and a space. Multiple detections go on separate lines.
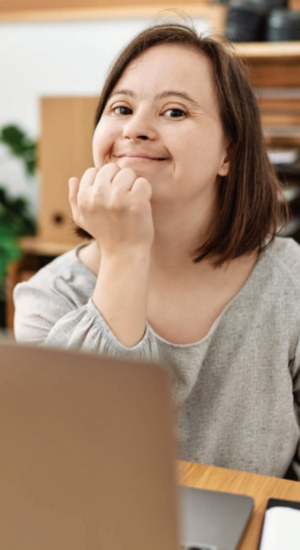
68, 177, 80, 205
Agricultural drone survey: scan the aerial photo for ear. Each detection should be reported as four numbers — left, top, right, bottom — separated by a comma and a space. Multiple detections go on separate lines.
218, 139, 233, 177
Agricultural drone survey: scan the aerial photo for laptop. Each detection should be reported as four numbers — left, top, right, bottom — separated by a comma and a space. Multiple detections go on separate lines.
0, 340, 253, 550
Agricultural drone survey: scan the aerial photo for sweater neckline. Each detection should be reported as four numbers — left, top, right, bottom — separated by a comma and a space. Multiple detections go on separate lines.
146, 246, 269, 348
73, 241, 270, 349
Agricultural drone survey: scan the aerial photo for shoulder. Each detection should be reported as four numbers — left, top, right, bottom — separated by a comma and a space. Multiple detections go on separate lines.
14, 244, 96, 304
35, 245, 88, 278
265, 237, 300, 288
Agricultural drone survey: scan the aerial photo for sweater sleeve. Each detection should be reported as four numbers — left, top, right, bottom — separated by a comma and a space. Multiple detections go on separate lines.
13, 271, 158, 361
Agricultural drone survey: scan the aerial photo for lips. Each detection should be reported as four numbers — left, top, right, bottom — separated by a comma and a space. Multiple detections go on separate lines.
115, 154, 167, 161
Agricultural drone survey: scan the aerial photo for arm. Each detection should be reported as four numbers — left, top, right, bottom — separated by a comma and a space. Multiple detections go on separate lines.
13, 272, 157, 359
14, 163, 154, 353
69, 163, 154, 348
93, 250, 151, 347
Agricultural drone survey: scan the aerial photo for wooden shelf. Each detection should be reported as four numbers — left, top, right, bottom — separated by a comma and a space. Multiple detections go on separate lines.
0, 2, 226, 29
234, 41, 300, 61
232, 42, 300, 88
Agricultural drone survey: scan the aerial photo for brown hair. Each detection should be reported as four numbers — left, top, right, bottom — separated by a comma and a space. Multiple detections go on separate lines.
76, 22, 288, 266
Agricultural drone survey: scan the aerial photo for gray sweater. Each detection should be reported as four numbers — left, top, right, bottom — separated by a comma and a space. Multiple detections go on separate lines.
14, 237, 300, 480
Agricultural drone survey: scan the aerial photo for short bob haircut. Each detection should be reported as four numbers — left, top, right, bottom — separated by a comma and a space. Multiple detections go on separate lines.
76, 22, 288, 267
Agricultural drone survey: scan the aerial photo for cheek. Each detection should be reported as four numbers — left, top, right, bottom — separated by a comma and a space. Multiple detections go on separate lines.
173, 128, 226, 188
173, 134, 210, 174
92, 122, 115, 167
182, 128, 225, 170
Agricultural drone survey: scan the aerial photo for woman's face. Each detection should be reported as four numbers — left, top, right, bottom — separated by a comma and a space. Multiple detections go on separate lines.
93, 43, 230, 206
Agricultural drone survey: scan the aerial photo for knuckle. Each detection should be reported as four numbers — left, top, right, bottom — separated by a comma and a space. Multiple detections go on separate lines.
128, 203, 141, 215
84, 167, 98, 179
120, 167, 135, 178
107, 196, 123, 212
100, 162, 119, 175
111, 187, 124, 201
135, 177, 151, 191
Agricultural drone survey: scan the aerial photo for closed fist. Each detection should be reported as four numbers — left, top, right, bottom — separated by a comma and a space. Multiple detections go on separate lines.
69, 163, 154, 256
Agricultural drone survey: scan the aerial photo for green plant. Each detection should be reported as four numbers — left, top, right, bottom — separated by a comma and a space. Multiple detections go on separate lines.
0, 124, 36, 176
0, 124, 37, 281
0, 187, 36, 280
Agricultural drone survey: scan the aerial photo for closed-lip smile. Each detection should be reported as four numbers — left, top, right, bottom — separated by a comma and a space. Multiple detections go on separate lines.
115, 154, 167, 161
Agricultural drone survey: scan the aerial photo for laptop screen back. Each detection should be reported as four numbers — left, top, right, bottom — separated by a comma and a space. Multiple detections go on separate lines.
0, 342, 180, 550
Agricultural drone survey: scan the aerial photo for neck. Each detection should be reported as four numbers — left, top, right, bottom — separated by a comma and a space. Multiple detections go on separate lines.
149, 196, 215, 274
77, 195, 217, 278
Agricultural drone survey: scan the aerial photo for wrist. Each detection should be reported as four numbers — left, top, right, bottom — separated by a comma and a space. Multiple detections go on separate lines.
99, 246, 152, 265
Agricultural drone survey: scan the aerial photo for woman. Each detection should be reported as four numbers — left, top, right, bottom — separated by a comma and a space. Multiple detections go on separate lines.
14, 23, 300, 480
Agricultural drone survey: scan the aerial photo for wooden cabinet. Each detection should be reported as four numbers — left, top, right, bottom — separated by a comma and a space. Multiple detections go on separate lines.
39, 97, 98, 245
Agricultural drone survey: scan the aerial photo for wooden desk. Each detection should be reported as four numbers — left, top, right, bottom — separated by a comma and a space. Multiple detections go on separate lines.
178, 461, 300, 550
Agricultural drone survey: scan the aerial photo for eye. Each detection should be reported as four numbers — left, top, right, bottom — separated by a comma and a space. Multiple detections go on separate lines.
113, 105, 132, 116
163, 108, 186, 119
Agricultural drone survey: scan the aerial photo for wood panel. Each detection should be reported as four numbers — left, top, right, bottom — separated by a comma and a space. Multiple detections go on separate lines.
235, 41, 300, 60
258, 97, 300, 126
234, 43, 300, 88
0, 0, 213, 8
0, 0, 227, 33
178, 461, 300, 550
250, 61, 300, 88
233, 42, 300, 144
39, 96, 98, 244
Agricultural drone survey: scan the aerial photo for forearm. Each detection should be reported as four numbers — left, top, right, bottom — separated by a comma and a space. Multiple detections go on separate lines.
92, 250, 151, 347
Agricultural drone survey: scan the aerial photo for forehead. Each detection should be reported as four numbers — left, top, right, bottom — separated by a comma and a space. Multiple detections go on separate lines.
113, 43, 218, 106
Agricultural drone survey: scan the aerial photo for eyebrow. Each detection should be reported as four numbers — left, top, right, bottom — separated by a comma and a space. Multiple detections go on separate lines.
109, 88, 204, 111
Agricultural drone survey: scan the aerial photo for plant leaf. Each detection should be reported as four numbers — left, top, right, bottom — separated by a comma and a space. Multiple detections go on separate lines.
0, 124, 37, 176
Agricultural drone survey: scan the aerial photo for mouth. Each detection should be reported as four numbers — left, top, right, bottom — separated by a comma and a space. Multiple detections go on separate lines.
114, 154, 167, 162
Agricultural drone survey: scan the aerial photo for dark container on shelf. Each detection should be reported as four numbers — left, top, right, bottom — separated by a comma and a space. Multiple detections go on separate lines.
266, 9, 300, 41
251, 0, 288, 8
225, 1, 268, 42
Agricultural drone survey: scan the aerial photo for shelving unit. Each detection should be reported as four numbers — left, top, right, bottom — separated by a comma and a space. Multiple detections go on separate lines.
234, 41, 300, 89
234, 40, 300, 243
233, 41, 300, 149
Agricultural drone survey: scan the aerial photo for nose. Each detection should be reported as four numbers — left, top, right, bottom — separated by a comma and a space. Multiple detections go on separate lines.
122, 110, 157, 142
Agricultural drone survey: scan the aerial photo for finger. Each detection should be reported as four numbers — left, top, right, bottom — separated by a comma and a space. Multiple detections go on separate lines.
111, 167, 137, 191
94, 163, 120, 188
79, 167, 99, 190
69, 177, 80, 205
68, 177, 80, 222
131, 177, 152, 201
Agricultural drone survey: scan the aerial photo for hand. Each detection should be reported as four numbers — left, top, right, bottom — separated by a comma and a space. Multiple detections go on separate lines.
69, 163, 154, 256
